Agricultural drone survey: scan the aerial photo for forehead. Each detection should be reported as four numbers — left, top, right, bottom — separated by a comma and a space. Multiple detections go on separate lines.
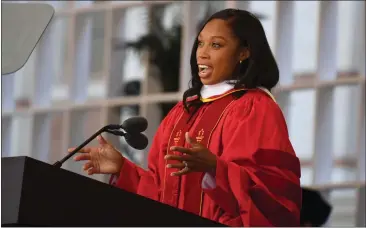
199, 18, 235, 39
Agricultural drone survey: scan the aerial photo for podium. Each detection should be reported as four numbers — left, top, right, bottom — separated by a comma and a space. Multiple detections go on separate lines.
2, 156, 225, 226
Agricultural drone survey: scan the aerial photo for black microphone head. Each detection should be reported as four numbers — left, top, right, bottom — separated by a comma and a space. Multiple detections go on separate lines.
125, 133, 148, 150
122, 116, 148, 133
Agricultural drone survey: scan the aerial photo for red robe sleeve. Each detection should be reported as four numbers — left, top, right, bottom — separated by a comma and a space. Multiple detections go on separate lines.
110, 102, 182, 201
203, 93, 302, 227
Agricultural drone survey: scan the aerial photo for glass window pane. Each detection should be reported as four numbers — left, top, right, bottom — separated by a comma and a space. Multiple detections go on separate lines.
162, 3, 183, 30
300, 167, 313, 186
292, 1, 320, 75
51, 17, 71, 87
1, 117, 13, 157
249, 1, 277, 52
336, 1, 364, 74
333, 85, 359, 159
122, 6, 149, 82
13, 49, 36, 106
288, 89, 316, 160
331, 167, 357, 184
90, 11, 106, 80
11, 115, 33, 157
49, 112, 64, 163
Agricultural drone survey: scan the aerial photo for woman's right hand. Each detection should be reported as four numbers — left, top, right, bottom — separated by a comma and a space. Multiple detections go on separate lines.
68, 135, 124, 176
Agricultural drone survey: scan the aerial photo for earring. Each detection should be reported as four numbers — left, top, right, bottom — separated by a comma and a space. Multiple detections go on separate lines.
240, 60, 242, 64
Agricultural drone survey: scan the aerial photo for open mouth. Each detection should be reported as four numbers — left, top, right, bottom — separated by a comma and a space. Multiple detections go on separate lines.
198, 64, 213, 78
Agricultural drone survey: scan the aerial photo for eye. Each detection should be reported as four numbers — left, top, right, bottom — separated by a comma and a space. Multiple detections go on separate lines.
212, 42, 221, 48
197, 41, 204, 47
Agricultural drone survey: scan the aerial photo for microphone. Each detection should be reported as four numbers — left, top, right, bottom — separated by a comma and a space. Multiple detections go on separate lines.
105, 116, 147, 133
121, 116, 148, 133
125, 133, 148, 150
105, 129, 149, 150
106, 116, 148, 134
53, 117, 149, 168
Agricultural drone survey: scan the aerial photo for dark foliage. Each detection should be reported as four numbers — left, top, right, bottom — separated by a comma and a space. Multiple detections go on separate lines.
116, 4, 213, 118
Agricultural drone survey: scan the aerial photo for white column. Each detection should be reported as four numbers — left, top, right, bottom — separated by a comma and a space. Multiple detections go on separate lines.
1, 117, 13, 157
64, 111, 86, 174
317, 1, 338, 81
107, 9, 126, 98
274, 1, 295, 85
355, 1, 365, 76
11, 115, 34, 158
33, 25, 55, 107
292, 1, 320, 76
72, 15, 92, 103
357, 83, 365, 181
13, 48, 37, 105
2, 74, 15, 111
274, 91, 291, 122
287, 90, 316, 185
31, 113, 52, 162
336, 1, 364, 74
313, 87, 334, 184
179, 1, 201, 93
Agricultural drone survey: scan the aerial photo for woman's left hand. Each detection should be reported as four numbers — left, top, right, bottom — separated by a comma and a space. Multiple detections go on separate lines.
164, 132, 217, 176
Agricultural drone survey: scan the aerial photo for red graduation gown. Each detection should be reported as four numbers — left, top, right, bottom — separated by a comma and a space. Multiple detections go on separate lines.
111, 89, 302, 227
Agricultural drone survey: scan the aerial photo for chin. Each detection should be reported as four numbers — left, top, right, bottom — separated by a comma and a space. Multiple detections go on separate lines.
200, 77, 221, 85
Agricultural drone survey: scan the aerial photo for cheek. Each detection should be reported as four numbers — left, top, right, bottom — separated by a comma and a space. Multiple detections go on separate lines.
212, 52, 238, 75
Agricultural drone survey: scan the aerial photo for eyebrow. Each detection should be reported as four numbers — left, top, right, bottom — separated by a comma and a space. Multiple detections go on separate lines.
198, 35, 227, 41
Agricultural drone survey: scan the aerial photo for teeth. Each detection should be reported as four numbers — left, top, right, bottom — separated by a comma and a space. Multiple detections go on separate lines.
198, 65, 209, 71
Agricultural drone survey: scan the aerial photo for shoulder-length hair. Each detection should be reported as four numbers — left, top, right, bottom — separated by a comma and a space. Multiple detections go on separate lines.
182, 9, 279, 111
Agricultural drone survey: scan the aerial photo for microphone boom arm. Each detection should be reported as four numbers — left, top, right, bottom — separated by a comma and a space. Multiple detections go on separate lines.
53, 116, 149, 168
105, 129, 126, 137
53, 127, 107, 168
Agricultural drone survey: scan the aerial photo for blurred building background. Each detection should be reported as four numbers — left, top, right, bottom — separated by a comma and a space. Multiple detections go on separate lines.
1, 0, 365, 226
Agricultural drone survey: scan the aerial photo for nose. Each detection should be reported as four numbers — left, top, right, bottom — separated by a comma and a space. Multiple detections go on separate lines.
196, 45, 209, 60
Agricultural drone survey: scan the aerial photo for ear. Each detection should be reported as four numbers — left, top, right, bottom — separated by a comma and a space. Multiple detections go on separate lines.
239, 47, 250, 62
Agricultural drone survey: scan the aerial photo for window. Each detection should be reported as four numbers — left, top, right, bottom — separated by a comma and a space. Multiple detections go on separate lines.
292, 1, 320, 75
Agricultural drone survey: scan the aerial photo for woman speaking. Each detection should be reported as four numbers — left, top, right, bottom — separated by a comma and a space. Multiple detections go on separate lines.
69, 9, 302, 227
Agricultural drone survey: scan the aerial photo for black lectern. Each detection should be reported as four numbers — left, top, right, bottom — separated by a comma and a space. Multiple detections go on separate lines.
2, 156, 224, 226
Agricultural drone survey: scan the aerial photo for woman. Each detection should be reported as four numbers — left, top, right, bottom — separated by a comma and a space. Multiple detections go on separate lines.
70, 9, 302, 227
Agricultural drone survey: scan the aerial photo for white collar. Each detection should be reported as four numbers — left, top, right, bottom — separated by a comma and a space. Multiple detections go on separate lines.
200, 81, 235, 99
200, 81, 276, 102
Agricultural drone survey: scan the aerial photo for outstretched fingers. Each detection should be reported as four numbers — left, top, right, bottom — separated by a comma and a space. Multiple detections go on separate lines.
97, 135, 109, 145
82, 162, 98, 175
68, 147, 92, 154
74, 153, 91, 161
83, 162, 93, 171
86, 166, 96, 175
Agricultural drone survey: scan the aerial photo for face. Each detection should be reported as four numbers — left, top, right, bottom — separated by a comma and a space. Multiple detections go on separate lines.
196, 18, 249, 85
